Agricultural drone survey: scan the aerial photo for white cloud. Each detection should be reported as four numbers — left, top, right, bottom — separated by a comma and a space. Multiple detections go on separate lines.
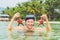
0, 0, 28, 8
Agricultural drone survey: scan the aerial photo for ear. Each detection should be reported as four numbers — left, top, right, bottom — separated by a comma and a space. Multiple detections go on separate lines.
33, 24, 34, 26
30, 22, 34, 26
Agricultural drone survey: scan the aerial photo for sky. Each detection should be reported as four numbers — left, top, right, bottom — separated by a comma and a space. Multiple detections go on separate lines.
0, 0, 28, 8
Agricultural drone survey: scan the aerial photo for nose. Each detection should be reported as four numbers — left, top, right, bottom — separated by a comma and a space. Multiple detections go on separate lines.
29, 22, 33, 26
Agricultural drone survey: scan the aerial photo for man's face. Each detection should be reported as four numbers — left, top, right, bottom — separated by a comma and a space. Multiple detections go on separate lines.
26, 19, 34, 29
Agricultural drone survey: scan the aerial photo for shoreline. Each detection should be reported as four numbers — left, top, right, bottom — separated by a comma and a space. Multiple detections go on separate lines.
0, 21, 60, 23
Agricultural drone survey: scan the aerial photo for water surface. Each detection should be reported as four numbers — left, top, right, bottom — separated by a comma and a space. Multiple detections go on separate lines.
0, 21, 60, 40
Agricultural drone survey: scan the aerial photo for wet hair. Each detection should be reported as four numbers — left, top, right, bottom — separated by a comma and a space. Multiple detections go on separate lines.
25, 15, 35, 21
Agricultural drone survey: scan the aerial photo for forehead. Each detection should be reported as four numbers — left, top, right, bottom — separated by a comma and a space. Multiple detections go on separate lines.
26, 19, 34, 21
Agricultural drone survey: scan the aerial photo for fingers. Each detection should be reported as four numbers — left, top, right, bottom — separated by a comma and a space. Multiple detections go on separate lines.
40, 14, 47, 20
14, 12, 20, 18
15, 12, 20, 16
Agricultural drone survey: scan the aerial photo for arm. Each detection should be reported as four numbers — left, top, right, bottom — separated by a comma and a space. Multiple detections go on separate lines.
45, 16, 51, 32
41, 14, 51, 32
8, 12, 20, 31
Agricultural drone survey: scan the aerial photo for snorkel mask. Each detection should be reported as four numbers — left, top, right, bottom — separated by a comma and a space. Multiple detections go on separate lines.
25, 15, 35, 21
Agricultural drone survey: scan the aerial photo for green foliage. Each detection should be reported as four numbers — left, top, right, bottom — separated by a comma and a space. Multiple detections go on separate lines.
2, 0, 60, 21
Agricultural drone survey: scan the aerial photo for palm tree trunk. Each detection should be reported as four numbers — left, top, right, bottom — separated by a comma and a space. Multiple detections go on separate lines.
34, 13, 36, 21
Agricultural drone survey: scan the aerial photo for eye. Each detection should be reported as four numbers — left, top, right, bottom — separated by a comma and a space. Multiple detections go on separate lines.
31, 21, 34, 23
28, 21, 30, 22
31, 21, 32, 23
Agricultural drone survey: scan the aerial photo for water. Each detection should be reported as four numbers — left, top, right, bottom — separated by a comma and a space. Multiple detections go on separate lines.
0, 21, 60, 40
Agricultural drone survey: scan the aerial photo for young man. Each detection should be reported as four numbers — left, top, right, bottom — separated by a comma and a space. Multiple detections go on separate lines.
8, 12, 51, 34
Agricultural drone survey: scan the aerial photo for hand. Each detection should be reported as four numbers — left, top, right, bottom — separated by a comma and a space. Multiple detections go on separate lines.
13, 12, 20, 18
41, 14, 48, 20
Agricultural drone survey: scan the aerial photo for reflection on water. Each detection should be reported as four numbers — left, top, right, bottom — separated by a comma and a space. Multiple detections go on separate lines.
8, 30, 50, 40
0, 21, 60, 40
